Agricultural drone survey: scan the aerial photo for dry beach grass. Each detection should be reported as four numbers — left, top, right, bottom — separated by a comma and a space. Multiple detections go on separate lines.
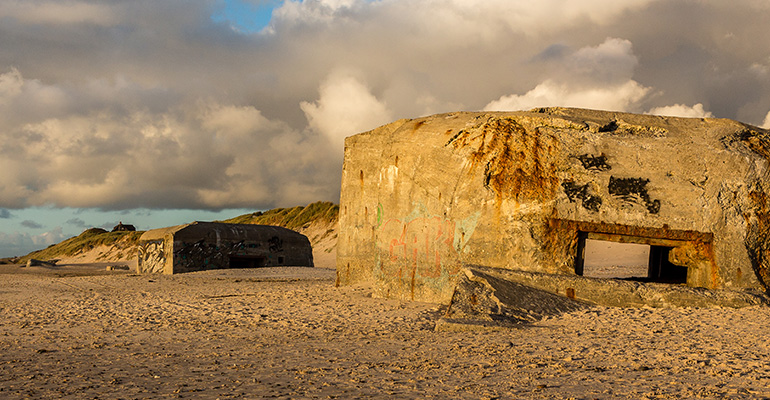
1, 266, 770, 399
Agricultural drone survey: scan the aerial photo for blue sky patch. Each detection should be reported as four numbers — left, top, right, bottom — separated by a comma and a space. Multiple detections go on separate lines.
212, 0, 281, 33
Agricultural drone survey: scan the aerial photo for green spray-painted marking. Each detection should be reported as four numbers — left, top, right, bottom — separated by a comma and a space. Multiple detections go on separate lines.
453, 211, 481, 252
376, 203, 384, 228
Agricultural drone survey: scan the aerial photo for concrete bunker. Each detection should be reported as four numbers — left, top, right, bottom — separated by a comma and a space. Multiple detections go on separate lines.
138, 222, 313, 274
336, 108, 770, 309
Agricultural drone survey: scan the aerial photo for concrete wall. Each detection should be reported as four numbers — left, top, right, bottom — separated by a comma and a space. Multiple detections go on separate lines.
137, 239, 168, 274
336, 108, 770, 304
138, 222, 313, 274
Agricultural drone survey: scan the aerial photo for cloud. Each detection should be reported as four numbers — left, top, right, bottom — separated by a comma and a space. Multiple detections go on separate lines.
0, 101, 338, 210
484, 38, 650, 112
0, 227, 68, 257
66, 218, 87, 228
272, 0, 359, 27
566, 38, 639, 85
271, 0, 655, 41
0, 68, 23, 100
647, 103, 714, 118
0, 1, 118, 26
0, 232, 37, 257
1, 0, 770, 215
100, 222, 118, 230
300, 72, 393, 153
763, 111, 770, 129
484, 80, 650, 113
34, 227, 66, 246
21, 220, 43, 229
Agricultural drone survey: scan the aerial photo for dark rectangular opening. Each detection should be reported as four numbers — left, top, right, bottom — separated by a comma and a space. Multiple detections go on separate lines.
648, 245, 688, 283
576, 233, 687, 284
229, 255, 267, 269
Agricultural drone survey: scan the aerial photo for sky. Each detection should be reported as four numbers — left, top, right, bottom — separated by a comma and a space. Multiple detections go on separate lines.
1, 0, 770, 257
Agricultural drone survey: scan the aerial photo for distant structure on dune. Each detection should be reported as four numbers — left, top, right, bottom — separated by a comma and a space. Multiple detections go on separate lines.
336, 107, 770, 308
112, 221, 136, 232
137, 222, 313, 274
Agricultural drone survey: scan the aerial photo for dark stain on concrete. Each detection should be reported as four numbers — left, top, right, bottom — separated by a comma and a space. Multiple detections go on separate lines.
598, 120, 619, 133
562, 180, 602, 212
576, 153, 611, 171
609, 176, 661, 214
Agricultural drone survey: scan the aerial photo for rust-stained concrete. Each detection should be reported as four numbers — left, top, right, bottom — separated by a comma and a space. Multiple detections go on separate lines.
336, 107, 770, 304
138, 222, 313, 274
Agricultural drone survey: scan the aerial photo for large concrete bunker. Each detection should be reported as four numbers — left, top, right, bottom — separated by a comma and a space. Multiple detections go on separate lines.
336, 108, 770, 306
138, 222, 313, 274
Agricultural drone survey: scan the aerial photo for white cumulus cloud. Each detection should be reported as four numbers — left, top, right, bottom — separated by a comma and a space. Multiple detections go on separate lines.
484, 38, 650, 112
301, 72, 393, 153
647, 103, 715, 118
0, 227, 67, 257
762, 111, 770, 129
484, 80, 650, 112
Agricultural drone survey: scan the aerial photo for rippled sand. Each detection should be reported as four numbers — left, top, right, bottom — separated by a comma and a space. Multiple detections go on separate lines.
1, 266, 769, 399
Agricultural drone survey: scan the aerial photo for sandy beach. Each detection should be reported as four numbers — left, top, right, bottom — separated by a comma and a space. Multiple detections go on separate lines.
2, 266, 770, 399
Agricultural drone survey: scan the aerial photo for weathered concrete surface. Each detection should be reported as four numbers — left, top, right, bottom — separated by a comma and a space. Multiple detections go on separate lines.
138, 222, 313, 274
439, 267, 587, 330
439, 265, 769, 331
457, 265, 769, 310
336, 108, 770, 304
24, 258, 59, 268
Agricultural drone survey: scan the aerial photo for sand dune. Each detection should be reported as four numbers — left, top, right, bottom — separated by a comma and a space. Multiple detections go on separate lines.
1, 267, 769, 399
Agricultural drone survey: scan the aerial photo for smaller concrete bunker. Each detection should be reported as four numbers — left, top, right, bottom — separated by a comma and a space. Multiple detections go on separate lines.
138, 222, 313, 274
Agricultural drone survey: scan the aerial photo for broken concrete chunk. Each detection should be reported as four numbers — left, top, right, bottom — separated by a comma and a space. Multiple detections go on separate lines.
24, 259, 59, 268
443, 268, 587, 325
440, 265, 769, 330
464, 266, 769, 309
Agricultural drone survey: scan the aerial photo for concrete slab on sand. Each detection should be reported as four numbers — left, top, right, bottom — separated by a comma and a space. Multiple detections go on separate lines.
439, 265, 770, 331
0, 262, 136, 277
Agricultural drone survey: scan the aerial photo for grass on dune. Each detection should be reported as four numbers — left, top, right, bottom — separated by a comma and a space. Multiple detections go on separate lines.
222, 201, 339, 230
19, 228, 144, 262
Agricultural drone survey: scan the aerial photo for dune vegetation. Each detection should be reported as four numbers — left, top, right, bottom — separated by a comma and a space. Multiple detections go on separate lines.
18, 228, 144, 263
222, 201, 339, 230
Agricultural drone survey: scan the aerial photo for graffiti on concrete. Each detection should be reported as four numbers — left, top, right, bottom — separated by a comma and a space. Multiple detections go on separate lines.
177, 239, 207, 260
139, 240, 165, 273
380, 216, 458, 278
562, 180, 602, 212
268, 236, 283, 253
609, 176, 661, 214
576, 153, 612, 171
376, 207, 481, 283
175, 239, 252, 272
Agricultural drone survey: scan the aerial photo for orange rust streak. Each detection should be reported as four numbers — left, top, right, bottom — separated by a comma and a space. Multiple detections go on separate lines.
552, 219, 714, 242
705, 242, 720, 289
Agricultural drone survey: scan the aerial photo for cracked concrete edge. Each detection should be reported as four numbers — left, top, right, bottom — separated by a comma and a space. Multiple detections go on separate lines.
464, 265, 770, 308
437, 265, 770, 331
